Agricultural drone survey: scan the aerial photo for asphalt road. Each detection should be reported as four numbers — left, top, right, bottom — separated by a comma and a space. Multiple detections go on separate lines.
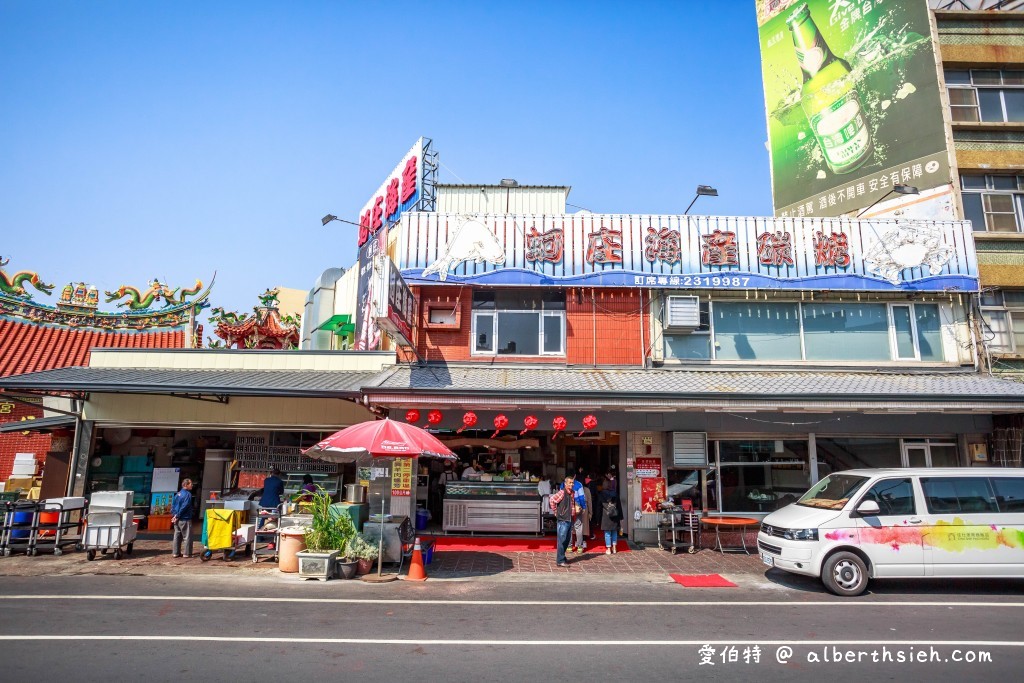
0, 573, 1022, 682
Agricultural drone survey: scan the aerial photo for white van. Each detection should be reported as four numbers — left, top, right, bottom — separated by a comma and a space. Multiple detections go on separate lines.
757, 468, 1024, 596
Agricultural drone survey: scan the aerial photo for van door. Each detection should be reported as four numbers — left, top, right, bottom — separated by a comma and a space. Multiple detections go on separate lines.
853, 477, 925, 578
919, 476, 1017, 577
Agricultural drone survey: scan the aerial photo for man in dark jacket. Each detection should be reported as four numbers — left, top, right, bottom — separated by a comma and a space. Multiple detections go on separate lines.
171, 478, 194, 558
549, 476, 577, 567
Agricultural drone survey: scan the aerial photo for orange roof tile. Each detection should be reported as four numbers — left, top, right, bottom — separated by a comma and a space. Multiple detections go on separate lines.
0, 318, 186, 378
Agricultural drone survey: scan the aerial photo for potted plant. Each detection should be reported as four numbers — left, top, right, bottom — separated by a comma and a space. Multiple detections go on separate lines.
351, 532, 380, 575
296, 487, 353, 581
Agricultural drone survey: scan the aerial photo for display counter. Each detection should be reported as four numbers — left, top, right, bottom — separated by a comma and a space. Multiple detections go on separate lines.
443, 481, 540, 534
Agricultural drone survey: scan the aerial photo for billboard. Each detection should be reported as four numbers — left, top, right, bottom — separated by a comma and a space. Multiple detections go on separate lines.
352, 138, 432, 350
399, 213, 978, 292
756, 0, 952, 218
372, 257, 417, 347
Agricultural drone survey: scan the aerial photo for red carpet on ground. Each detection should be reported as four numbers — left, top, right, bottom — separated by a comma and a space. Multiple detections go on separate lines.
434, 537, 630, 553
669, 573, 737, 588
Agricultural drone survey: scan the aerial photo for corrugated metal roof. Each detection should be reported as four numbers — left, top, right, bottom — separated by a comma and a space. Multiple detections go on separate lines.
0, 318, 185, 378
0, 366, 378, 398
364, 365, 1024, 409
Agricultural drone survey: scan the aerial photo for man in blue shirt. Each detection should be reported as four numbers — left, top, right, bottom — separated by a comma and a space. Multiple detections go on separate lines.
171, 478, 194, 558
258, 468, 285, 509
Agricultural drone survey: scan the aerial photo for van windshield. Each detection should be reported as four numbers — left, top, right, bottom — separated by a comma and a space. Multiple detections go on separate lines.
798, 474, 869, 510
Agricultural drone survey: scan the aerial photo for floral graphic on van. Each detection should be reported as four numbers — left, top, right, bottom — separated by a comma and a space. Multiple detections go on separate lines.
824, 520, 1024, 553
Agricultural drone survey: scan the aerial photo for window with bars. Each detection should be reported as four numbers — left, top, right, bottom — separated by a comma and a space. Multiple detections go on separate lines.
945, 68, 1024, 123
960, 174, 1024, 232
980, 290, 1024, 354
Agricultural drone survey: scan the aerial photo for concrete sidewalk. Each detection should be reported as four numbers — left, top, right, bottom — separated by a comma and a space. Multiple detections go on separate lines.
0, 536, 770, 584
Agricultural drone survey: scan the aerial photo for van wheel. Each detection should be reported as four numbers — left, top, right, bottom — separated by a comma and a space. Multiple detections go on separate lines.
822, 551, 868, 597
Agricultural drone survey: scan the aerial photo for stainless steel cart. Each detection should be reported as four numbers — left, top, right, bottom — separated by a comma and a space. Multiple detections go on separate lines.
252, 505, 280, 563
657, 505, 701, 554
83, 491, 137, 561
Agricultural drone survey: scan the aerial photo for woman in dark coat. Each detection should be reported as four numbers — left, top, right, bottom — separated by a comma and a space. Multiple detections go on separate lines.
600, 492, 621, 554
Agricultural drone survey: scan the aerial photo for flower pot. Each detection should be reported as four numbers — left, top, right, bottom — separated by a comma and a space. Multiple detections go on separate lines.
336, 558, 358, 580
356, 557, 374, 575
296, 549, 338, 581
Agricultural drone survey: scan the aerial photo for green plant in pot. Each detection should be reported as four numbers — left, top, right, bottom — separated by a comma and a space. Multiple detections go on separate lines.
297, 487, 356, 580
351, 532, 380, 575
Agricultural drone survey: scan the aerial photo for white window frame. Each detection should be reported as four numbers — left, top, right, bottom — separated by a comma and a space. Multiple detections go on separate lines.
888, 303, 920, 361
901, 439, 959, 468
980, 290, 1024, 354
960, 174, 1024, 233
471, 309, 565, 357
946, 68, 1024, 123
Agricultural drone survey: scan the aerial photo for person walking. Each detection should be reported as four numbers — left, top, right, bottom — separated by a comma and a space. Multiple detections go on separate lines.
601, 492, 621, 554
550, 476, 576, 568
170, 478, 194, 558
574, 478, 593, 552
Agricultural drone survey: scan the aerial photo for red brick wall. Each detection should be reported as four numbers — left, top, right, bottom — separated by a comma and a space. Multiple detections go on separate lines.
0, 399, 50, 482
412, 286, 647, 367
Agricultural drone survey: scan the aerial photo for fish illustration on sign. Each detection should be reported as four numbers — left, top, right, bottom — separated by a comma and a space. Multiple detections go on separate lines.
863, 221, 954, 285
421, 217, 506, 281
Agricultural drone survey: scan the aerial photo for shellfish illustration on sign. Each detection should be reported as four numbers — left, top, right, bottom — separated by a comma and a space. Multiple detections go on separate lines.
421, 216, 506, 281
862, 221, 954, 285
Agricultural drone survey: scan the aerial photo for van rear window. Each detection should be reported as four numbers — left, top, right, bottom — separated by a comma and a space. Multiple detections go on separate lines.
992, 478, 1024, 512
798, 474, 869, 510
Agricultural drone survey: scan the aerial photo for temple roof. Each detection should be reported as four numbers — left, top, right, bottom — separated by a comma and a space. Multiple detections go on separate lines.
0, 318, 185, 378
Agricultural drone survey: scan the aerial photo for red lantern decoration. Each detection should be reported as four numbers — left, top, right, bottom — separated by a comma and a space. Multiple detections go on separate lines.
457, 411, 478, 433
552, 415, 567, 435
491, 413, 509, 438
520, 414, 539, 436
405, 409, 421, 424
427, 410, 442, 425
579, 414, 598, 436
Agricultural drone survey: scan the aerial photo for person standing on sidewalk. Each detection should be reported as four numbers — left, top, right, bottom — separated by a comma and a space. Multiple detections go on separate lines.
170, 478, 194, 558
574, 478, 592, 552
601, 492, 621, 554
550, 476, 576, 567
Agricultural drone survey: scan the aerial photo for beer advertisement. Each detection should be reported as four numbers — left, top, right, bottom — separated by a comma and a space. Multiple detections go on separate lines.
756, 0, 951, 218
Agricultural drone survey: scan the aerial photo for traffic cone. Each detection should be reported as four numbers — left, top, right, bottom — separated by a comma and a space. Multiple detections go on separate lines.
406, 536, 428, 581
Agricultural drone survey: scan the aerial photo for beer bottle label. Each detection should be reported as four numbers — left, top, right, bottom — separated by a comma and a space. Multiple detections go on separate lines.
810, 90, 870, 172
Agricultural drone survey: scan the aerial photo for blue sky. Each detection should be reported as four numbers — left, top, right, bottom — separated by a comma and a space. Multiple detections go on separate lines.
0, 1, 770, 319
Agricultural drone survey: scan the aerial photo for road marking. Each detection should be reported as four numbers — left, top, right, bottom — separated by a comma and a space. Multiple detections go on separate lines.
1, 595, 1023, 607
0, 635, 1022, 647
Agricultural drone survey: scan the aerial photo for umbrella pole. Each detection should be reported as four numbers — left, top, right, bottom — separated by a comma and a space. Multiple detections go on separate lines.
377, 494, 385, 576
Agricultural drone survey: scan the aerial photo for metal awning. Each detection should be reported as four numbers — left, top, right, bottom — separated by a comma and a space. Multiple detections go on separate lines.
0, 366, 380, 400
0, 415, 76, 434
363, 365, 1024, 412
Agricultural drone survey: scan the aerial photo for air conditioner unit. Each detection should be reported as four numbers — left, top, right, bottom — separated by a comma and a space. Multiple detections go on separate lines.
664, 295, 700, 332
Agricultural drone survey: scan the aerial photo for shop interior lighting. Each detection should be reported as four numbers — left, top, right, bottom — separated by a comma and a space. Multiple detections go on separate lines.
684, 185, 719, 214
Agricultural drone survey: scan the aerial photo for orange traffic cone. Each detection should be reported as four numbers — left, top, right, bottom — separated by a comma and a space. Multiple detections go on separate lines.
406, 536, 428, 581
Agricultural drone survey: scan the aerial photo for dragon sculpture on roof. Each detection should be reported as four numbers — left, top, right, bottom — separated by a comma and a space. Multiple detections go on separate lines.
104, 278, 204, 310
0, 258, 55, 298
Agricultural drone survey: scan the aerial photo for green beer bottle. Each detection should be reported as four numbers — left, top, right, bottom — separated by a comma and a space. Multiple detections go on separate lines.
787, 2, 872, 174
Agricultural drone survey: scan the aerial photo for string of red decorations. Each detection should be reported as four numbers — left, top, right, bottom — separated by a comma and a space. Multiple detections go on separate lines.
520, 414, 538, 436
579, 414, 597, 436
491, 414, 509, 438
552, 416, 567, 435
405, 409, 420, 424
427, 410, 442, 425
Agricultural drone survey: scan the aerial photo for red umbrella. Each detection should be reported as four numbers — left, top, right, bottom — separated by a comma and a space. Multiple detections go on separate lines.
302, 418, 456, 462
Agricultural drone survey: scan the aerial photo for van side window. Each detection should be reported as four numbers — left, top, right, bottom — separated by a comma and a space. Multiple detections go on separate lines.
922, 477, 997, 514
861, 478, 915, 516
992, 478, 1024, 512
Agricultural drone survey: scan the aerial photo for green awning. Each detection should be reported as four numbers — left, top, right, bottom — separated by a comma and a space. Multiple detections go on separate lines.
316, 314, 354, 335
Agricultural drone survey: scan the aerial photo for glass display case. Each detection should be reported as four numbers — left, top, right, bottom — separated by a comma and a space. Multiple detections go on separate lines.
444, 481, 540, 500
443, 481, 541, 533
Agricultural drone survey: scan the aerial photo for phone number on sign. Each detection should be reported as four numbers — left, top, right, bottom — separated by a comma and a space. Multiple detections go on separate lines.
632, 275, 752, 287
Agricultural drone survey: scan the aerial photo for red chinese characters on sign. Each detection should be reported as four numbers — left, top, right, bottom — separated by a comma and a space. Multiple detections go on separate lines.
756, 230, 795, 267
385, 178, 400, 220
813, 231, 851, 268
700, 230, 739, 266
357, 154, 419, 247
401, 156, 418, 203
644, 227, 681, 264
585, 228, 623, 264
526, 227, 564, 263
